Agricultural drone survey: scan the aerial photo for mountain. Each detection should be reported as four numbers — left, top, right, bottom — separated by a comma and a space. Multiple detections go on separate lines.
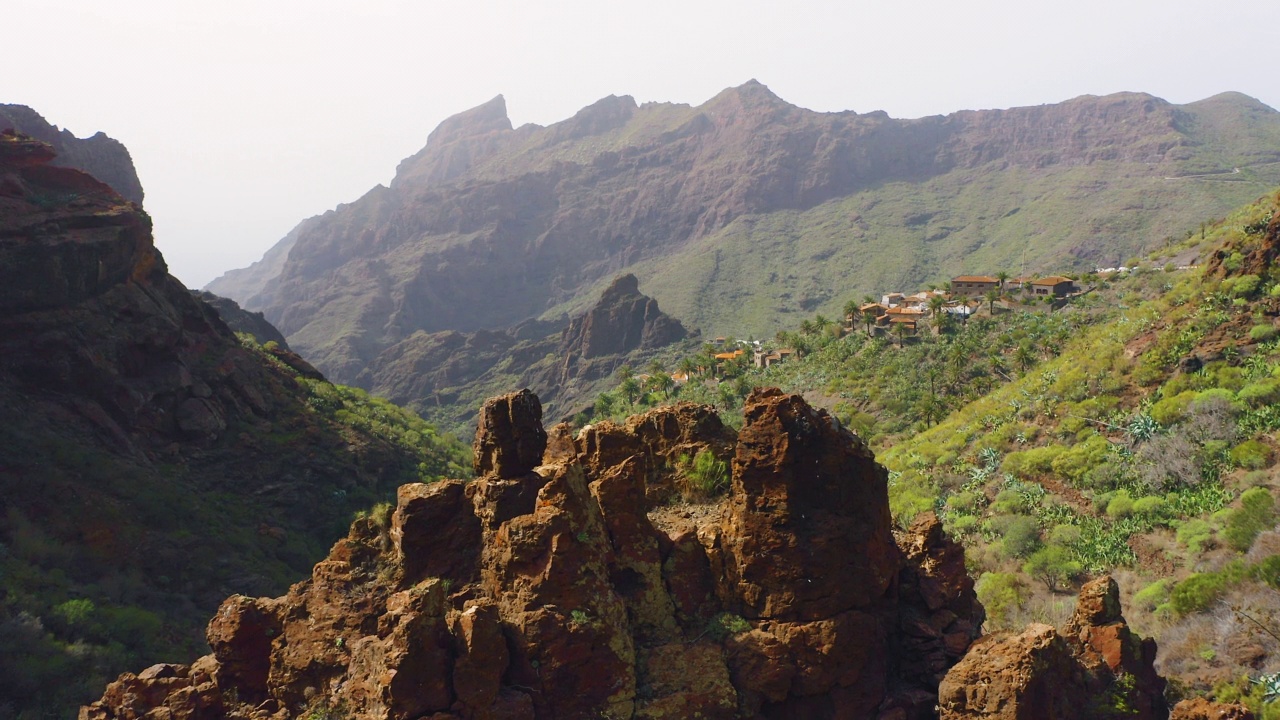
0, 131, 468, 717
208, 85, 1280, 396
361, 273, 690, 435
0, 104, 145, 204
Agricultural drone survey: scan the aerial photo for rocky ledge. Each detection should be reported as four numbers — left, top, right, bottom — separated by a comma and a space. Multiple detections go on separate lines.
84, 388, 984, 719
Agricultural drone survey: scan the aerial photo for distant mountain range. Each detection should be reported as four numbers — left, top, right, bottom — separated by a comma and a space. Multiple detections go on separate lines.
207, 83, 1280, 419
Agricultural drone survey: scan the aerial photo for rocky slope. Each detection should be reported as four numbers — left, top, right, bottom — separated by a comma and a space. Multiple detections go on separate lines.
85, 388, 989, 719
0, 104, 145, 204
361, 273, 691, 435
0, 131, 467, 717
208, 86, 1280, 388
193, 290, 292, 349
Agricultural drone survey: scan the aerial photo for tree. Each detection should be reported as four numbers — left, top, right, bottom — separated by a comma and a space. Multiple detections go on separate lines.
619, 376, 641, 406
928, 294, 946, 319
646, 371, 675, 400
892, 321, 909, 348
996, 270, 1010, 291
985, 288, 1001, 315
677, 356, 699, 380
862, 307, 879, 336
1024, 546, 1082, 592
593, 392, 616, 418
843, 298, 861, 327
1014, 342, 1036, 373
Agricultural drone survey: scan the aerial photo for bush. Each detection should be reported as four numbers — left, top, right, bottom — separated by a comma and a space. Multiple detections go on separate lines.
1176, 519, 1214, 553
1131, 495, 1166, 517
1170, 572, 1228, 614
1229, 439, 1273, 470
1150, 391, 1197, 426
1023, 546, 1083, 592
996, 515, 1043, 558
1106, 490, 1136, 519
679, 449, 729, 499
975, 572, 1025, 629
1249, 324, 1277, 343
1223, 487, 1276, 552
1237, 380, 1280, 408
1131, 579, 1172, 611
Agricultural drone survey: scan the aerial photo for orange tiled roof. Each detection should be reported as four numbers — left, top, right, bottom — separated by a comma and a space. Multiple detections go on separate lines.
952, 275, 999, 283
1031, 275, 1074, 285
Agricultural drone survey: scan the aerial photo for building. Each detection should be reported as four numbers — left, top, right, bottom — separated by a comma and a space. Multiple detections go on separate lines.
950, 276, 1001, 296
1029, 276, 1076, 297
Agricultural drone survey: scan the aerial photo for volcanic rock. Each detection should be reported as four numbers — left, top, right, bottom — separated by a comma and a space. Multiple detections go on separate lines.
85, 389, 986, 719
937, 575, 1166, 720
1169, 698, 1257, 720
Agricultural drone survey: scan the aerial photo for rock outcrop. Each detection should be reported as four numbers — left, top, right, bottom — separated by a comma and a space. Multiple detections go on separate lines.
557, 274, 687, 360
0, 105, 145, 204
85, 388, 984, 719
192, 290, 291, 349
356, 274, 691, 434
937, 575, 1166, 720
0, 131, 465, 718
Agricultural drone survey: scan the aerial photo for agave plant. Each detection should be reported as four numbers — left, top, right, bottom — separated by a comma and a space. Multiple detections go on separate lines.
1251, 671, 1280, 702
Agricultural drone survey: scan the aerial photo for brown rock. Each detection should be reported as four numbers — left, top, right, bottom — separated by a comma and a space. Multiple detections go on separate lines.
717, 388, 897, 621
1170, 698, 1257, 720
87, 388, 994, 720
473, 389, 546, 478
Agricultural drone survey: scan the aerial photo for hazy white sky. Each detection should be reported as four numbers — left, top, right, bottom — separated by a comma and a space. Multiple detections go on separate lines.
6, 0, 1279, 288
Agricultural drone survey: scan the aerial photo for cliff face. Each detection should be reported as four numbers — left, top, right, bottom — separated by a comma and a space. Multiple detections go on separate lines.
357, 273, 690, 434
208, 86, 1280, 389
84, 388, 985, 720
0, 105, 145, 205
0, 132, 464, 717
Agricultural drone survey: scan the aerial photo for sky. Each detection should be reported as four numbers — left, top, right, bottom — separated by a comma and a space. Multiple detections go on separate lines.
6, 0, 1280, 289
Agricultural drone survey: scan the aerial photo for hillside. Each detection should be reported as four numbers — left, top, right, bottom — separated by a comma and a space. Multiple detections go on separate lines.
584, 190, 1280, 713
208, 86, 1280, 398
0, 131, 469, 718
0, 104, 145, 205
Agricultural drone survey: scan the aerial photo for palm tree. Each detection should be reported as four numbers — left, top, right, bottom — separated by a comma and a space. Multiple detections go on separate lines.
677, 356, 699, 380
619, 376, 641, 406
1015, 342, 1036, 374
862, 306, 879, 336
928, 294, 946, 320
892, 321, 909, 348
843, 299, 861, 328
996, 271, 1010, 292
985, 288, 1001, 315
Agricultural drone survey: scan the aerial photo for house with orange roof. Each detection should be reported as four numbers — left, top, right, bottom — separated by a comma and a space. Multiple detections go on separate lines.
950, 275, 1000, 296
1029, 276, 1077, 298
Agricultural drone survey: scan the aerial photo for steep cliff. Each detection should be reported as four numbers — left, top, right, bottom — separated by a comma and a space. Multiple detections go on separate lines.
84, 388, 985, 720
0, 104, 145, 204
0, 131, 467, 717
208, 86, 1280, 388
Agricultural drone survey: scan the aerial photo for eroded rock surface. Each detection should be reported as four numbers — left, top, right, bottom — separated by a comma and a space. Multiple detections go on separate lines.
85, 389, 984, 719
938, 575, 1167, 720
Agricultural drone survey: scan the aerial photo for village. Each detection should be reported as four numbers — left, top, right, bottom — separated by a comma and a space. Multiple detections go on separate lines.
693, 273, 1086, 377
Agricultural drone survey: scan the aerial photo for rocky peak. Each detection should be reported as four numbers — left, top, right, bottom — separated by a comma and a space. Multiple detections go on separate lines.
543, 94, 638, 144
85, 388, 985, 719
0, 104, 145, 204
391, 95, 515, 189
557, 273, 687, 360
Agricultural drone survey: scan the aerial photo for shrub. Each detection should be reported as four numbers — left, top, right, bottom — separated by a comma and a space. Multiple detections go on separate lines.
997, 515, 1043, 558
1131, 495, 1166, 517
1048, 524, 1082, 547
1170, 572, 1228, 614
1106, 490, 1136, 519
1229, 439, 1273, 470
679, 449, 729, 499
1131, 579, 1172, 611
1023, 546, 1083, 592
975, 572, 1025, 629
1249, 324, 1278, 343
1176, 519, 1214, 553
1150, 391, 1197, 426
1223, 487, 1276, 552
1237, 380, 1280, 408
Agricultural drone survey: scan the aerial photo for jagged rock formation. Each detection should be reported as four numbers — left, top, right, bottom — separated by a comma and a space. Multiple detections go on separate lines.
557, 274, 687, 360
193, 290, 291, 349
0, 105, 145, 204
356, 273, 690, 434
937, 575, 1166, 720
84, 388, 984, 719
207, 86, 1280, 390
0, 131, 464, 717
